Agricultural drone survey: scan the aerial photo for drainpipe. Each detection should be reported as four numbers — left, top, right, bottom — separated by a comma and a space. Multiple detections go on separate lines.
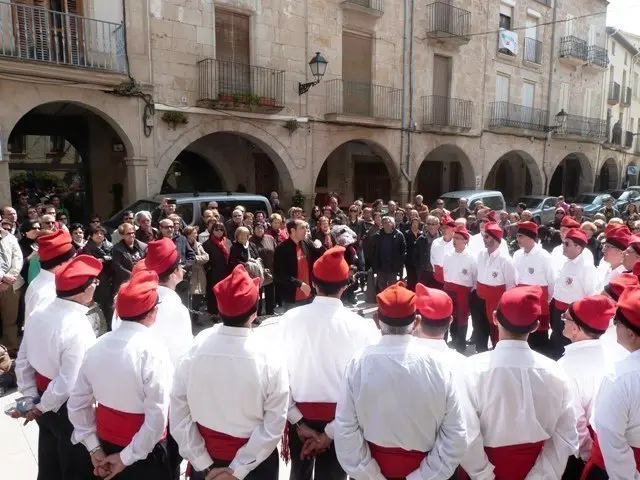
542, 0, 558, 193
399, 0, 411, 189
404, 0, 416, 201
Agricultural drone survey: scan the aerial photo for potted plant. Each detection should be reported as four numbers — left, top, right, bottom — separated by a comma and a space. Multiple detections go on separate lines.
218, 93, 233, 103
161, 111, 189, 129
284, 119, 300, 134
259, 97, 277, 107
292, 189, 306, 209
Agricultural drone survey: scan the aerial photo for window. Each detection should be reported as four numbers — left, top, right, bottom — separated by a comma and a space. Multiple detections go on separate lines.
49, 136, 65, 154
8, 135, 26, 156
634, 72, 639, 98
499, 4, 513, 30
625, 52, 628, 65
558, 83, 569, 112
565, 14, 574, 37
215, 9, 250, 64
582, 89, 592, 119
495, 73, 510, 103
522, 81, 535, 109
481, 195, 505, 211
611, 41, 616, 56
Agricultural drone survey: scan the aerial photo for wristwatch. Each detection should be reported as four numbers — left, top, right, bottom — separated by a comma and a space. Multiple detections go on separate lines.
202, 463, 215, 476
295, 419, 305, 428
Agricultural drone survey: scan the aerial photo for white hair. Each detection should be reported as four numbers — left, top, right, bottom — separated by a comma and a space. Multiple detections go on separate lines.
135, 210, 152, 223
379, 319, 414, 335
382, 216, 396, 226
455, 217, 467, 227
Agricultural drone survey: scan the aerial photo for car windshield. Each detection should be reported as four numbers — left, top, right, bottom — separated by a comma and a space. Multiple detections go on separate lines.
574, 194, 606, 205
617, 191, 635, 202
441, 197, 467, 212
610, 190, 624, 199
510, 197, 543, 209
105, 199, 160, 229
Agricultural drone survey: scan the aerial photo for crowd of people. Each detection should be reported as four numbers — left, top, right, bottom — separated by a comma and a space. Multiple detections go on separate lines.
2, 189, 640, 480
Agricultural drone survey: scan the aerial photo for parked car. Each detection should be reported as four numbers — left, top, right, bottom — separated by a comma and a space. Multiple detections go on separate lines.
507, 195, 558, 225
439, 190, 506, 213
105, 192, 273, 232
573, 192, 614, 218
615, 188, 640, 212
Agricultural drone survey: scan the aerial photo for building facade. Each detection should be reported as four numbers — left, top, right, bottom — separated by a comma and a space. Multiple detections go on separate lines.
0, 0, 627, 219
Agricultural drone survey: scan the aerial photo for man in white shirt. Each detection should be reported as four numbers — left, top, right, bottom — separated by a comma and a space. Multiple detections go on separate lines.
280, 246, 380, 480
600, 273, 636, 361
512, 221, 556, 356
588, 285, 640, 479
557, 295, 618, 479
462, 286, 578, 478
335, 282, 467, 479
550, 228, 600, 360
430, 214, 455, 288
443, 225, 477, 352
623, 235, 640, 272
171, 264, 288, 480
599, 225, 632, 290
0, 219, 24, 356
14, 255, 102, 479
550, 216, 595, 271
68, 269, 174, 479
475, 221, 516, 351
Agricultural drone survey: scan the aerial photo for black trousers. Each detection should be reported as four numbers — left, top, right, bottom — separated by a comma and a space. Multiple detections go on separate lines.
167, 431, 182, 480
261, 282, 276, 315
470, 291, 490, 353
405, 265, 418, 291
550, 300, 571, 360
562, 455, 586, 480
287, 420, 346, 480
97, 438, 171, 480
581, 465, 609, 479
190, 448, 279, 480
35, 402, 92, 480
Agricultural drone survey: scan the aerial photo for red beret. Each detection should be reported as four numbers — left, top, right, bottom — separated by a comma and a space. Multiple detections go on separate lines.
415, 283, 453, 325
116, 270, 159, 320
55, 254, 103, 296
605, 273, 639, 301
604, 223, 620, 236
569, 295, 615, 334
145, 238, 179, 276
628, 235, 640, 255
496, 286, 542, 333
486, 210, 497, 222
441, 215, 456, 228
453, 225, 470, 240
213, 264, 260, 319
616, 285, 640, 334
561, 216, 580, 229
565, 228, 587, 247
376, 281, 416, 325
484, 222, 504, 241
517, 221, 538, 239
605, 225, 632, 250
38, 230, 75, 265
313, 246, 350, 284
132, 258, 147, 275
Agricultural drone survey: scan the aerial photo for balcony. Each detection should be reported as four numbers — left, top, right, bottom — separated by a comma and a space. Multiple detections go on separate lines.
533, 0, 552, 5
0, 1, 126, 77
625, 131, 634, 149
425, 2, 471, 45
341, 0, 384, 16
586, 45, 609, 70
621, 86, 632, 107
608, 82, 620, 105
422, 95, 472, 130
523, 37, 542, 64
488, 102, 548, 133
559, 36, 587, 66
325, 78, 401, 124
558, 114, 607, 140
196, 59, 285, 113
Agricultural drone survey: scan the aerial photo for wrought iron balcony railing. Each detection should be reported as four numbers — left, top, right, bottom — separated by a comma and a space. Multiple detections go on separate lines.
587, 45, 609, 69
621, 86, 632, 106
326, 78, 401, 120
197, 58, 285, 112
560, 36, 588, 61
625, 131, 634, 149
422, 95, 472, 128
343, 0, 384, 12
523, 37, 542, 64
426, 2, 471, 40
561, 114, 607, 140
0, 1, 126, 72
489, 102, 548, 132
608, 82, 620, 104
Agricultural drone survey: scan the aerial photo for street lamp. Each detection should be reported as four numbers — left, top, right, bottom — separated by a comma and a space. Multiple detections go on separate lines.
298, 52, 328, 95
547, 109, 568, 133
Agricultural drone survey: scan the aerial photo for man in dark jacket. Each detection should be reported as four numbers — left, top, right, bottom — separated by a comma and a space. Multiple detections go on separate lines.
371, 216, 406, 292
273, 219, 325, 309
412, 215, 441, 287
111, 223, 147, 295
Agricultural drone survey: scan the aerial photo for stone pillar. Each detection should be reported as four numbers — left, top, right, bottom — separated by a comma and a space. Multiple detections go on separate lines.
125, 157, 149, 204
0, 157, 10, 208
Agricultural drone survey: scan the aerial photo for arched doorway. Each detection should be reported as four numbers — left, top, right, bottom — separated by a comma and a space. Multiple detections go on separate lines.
484, 151, 543, 203
8, 102, 132, 222
549, 153, 594, 198
626, 161, 639, 187
415, 145, 474, 203
597, 158, 618, 191
162, 132, 293, 199
315, 140, 397, 206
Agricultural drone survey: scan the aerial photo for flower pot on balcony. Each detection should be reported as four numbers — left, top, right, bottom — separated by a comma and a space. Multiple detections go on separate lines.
218, 93, 233, 103
259, 97, 277, 107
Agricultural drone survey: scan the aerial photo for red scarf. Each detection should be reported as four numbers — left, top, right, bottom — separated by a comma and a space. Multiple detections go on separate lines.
211, 235, 229, 261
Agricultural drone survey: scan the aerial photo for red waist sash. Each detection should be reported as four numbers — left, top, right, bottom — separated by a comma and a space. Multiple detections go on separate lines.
484, 441, 544, 480
580, 433, 640, 480
368, 442, 427, 478
434, 265, 444, 284
297, 402, 337, 422
35, 371, 52, 394
443, 282, 472, 327
96, 404, 157, 447
517, 284, 550, 330
197, 424, 249, 462
476, 282, 506, 319
552, 299, 569, 312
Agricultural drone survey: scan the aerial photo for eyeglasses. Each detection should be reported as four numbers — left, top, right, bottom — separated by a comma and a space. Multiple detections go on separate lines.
124, 232, 136, 236
426, 222, 439, 226
160, 225, 173, 229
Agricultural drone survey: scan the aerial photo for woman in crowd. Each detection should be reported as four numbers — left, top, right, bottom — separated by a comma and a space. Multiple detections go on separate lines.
183, 225, 210, 315
622, 202, 638, 220
82, 225, 114, 321
312, 215, 336, 249
202, 220, 231, 316
250, 222, 277, 315
70, 223, 86, 251
267, 213, 288, 244
134, 210, 161, 243
308, 205, 322, 230
18, 221, 40, 287
227, 226, 260, 272
582, 221, 601, 266
404, 217, 423, 290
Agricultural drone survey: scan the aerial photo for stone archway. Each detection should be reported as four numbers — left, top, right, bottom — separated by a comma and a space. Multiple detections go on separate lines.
597, 158, 619, 191
484, 150, 543, 202
414, 144, 475, 203
549, 152, 594, 198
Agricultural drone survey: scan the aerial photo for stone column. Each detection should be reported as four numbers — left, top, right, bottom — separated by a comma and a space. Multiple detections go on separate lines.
0, 157, 10, 208
125, 157, 149, 204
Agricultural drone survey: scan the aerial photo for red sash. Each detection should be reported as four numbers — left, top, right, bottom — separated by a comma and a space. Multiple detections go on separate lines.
476, 282, 506, 346
443, 283, 472, 327
296, 402, 337, 422
368, 442, 427, 478
96, 404, 160, 447
517, 284, 550, 331
35, 371, 52, 394
484, 441, 544, 480
196, 424, 249, 462
580, 433, 640, 480
434, 265, 444, 284
552, 299, 569, 312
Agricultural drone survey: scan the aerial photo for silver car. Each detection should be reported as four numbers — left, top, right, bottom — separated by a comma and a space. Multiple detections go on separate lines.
507, 195, 558, 225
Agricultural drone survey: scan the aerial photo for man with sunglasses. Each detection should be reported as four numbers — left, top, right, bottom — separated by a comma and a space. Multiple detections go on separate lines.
550, 216, 595, 273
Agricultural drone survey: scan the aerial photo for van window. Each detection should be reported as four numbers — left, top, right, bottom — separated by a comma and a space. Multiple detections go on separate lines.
200, 200, 270, 220
544, 197, 558, 209
105, 199, 160, 229
176, 203, 194, 225
481, 195, 504, 211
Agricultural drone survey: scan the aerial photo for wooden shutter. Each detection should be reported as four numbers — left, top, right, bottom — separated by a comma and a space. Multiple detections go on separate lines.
215, 10, 249, 64
62, 0, 83, 65
12, 0, 51, 60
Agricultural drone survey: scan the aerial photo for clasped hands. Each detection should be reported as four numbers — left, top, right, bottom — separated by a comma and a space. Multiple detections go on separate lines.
296, 423, 333, 460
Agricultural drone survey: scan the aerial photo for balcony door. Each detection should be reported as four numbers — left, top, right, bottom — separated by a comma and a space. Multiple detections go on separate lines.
342, 31, 372, 116
432, 55, 452, 125
215, 10, 250, 96
522, 81, 535, 127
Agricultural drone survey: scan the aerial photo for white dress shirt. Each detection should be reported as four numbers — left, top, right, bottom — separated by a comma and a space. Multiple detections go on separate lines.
443, 249, 477, 288
551, 244, 595, 273
430, 237, 454, 269
600, 325, 630, 362
15, 297, 95, 412
279, 296, 380, 439
0, 230, 24, 290
335, 335, 467, 480
476, 248, 516, 288
513, 244, 557, 298
593, 349, 640, 480
24, 269, 56, 320
68, 321, 174, 467
552, 254, 600, 304
170, 324, 289, 478
112, 285, 193, 366
462, 340, 578, 478
469, 233, 508, 259
599, 264, 627, 293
